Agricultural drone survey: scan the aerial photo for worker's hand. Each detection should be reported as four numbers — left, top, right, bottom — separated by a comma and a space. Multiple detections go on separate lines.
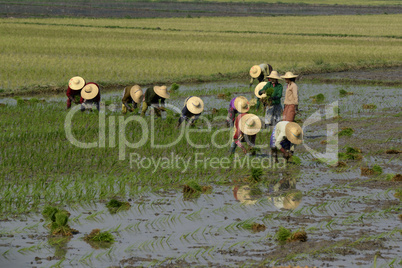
260, 94, 267, 98
129, 108, 134, 112
242, 147, 248, 154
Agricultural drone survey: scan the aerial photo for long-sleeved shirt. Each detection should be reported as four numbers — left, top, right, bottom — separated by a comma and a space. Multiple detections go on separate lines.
284, 81, 298, 105
259, 82, 283, 105
233, 113, 256, 148
273, 121, 295, 151
144, 87, 165, 106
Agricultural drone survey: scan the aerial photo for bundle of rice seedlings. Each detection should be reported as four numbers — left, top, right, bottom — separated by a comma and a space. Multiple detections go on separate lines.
391, 174, 402, 182
106, 199, 131, 214
84, 229, 115, 249
338, 127, 354, 137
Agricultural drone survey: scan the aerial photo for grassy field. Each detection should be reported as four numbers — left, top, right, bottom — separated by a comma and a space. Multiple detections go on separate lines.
1, 14, 401, 94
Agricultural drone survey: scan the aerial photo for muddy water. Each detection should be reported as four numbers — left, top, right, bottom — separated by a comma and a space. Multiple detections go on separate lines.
0, 166, 400, 267
0, 80, 401, 267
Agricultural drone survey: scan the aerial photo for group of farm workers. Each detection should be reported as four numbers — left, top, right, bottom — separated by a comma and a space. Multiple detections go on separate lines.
66, 76, 204, 128
66, 62, 302, 162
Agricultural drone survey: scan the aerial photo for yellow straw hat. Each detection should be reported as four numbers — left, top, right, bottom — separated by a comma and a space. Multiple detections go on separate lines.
234, 96, 250, 113
81, 84, 99, 100
285, 122, 303, 145
249, 65, 262, 78
281, 71, 299, 79
186, 96, 204, 114
130, 85, 143, 104
68, 76, 85, 90
267, 70, 282, 80
239, 113, 262, 136
154, 85, 170, 99
254, 82, 267, 98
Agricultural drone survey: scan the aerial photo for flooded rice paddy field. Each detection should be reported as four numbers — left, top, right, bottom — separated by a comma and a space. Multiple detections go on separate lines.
0, 77, 401, 267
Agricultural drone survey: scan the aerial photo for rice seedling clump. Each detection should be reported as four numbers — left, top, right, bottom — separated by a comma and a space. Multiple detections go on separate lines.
339, 89, 353, 97
84, 229, 115, 249
385, 149, 400, 154
391, 174, 402, 182
276, 226, 292, 242
42, 206, 77, 236
275, 226, 308, 242
183, 181, 212, 198
106, 199, 131, 214
362, 104, 377, 109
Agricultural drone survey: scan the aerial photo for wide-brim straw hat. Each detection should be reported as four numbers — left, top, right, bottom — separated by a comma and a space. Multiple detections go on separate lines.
249, 65, 262, 78
154, 85, 170, 99
69, 76, 85, 90
239, 113, 262, 136
281, 71, 299, 79
186, 96, 204, 114
254, 82, 267, 98
81, 84, 99, 100
285, 122, 303, 145
267, 70, 282, 80
234, 96, 250, 113
130, 85, 143, 104
273, 194, 302, 210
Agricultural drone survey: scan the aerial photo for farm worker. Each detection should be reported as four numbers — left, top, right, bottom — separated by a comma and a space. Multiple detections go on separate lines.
258, 71, 283, 130
249, 63, 273, 88
270, 121, 303, 163
121, 85, 143, 114
141, 85, 170, 117
176, 96, 204, 128
229, 113, 262, 156
66, 76, 85, 109
226, 96, 249, 127
80, 82, 101, 111
281, 72, 299, 122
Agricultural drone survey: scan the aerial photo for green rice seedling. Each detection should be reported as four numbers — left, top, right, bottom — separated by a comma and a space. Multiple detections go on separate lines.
106, 199, 131, 214
42, 206, 61, 222
250, 168, 263, 183
170, 83, 180, 91
275, 226, 292, 242
239, 222, 266, 233
372, 164, 383, 174
84, 229, 114, 243
338, 127, 354, 137
339, 89, 353, 97
289, 155, 301, 165
50, 211, 78, 236
288, 228, 308, 242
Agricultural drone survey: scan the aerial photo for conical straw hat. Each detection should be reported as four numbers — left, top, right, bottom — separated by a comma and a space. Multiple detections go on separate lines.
130, 85, 143, 104
68, 76, 85, 90
254, 82, 267, 98
267, 70, 282, 80
249, 65, 262, 78
81, 83, 99, 100
186, 96, 204, 114
239, 113, 262, 136
234, 96, 250, 113
281, 71, 298, 79
285, 122, 303, 145
154, 85, 170, 99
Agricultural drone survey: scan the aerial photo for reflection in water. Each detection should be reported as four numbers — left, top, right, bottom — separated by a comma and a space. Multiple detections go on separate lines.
233, 176, 302, 209
233, 185, 262, 205
269, 177, 302, 210
48, 236, 70, 260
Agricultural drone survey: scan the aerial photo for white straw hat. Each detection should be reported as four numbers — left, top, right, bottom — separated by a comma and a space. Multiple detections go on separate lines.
186, 96, 204, 114
254, 82, 267, 98
130, 85, 143, 104
234, 185, 258, 205
68, 76, 85, 90
285, 122, 303, 145
239, 114, 262, 136
249, 65, 262, 78
281, 71, 299, 79
154, 85, 170, 99
234, 96, 250, 113
81, 83, 99, 100
267, 70, 282, 80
